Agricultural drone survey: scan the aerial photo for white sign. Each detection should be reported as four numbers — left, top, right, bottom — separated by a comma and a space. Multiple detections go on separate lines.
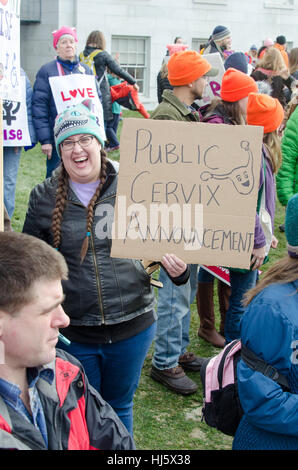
49, 73, 105, 138
0, 0, 21, 101
197, 52, 225, 107
3, 75, 31, 146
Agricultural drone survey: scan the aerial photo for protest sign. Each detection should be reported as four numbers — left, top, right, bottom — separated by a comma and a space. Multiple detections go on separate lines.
0, 0, 21, 101
49, 74, 105, 139
110, 118, 263, 269
196, 53, 225, 107
3, 74, 32, 146
0, 0, 20, 231
200, 265, 230, 285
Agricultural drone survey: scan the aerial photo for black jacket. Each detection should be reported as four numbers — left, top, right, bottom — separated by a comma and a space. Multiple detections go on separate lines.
81, 47, 137, 122
22, 161, 189, 328
157, 71, 173, 103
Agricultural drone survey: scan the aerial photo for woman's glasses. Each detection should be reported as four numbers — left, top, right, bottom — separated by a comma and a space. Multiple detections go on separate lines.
61, 135, 95, 151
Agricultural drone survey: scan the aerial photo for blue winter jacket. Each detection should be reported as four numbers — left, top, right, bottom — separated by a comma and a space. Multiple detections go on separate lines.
22, 68, 36, 147
234, 280, 298, 450
32, 57, 100, 145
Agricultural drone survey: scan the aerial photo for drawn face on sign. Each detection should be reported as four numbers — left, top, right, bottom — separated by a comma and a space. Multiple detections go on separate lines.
200, 141, 255, 195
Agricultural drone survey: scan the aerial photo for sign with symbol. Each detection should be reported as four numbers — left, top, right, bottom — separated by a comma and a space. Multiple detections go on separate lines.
3, 75, 32, 146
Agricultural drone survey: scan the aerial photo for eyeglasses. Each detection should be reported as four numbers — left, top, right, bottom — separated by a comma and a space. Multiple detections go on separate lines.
61, 135, 95, 151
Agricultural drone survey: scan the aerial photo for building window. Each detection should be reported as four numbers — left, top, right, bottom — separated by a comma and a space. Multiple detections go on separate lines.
192, 38, 209, 53
192, 0, 228, 5
20, 0, 41, 23
111, 36, 150, 95
264, 0, 294, 9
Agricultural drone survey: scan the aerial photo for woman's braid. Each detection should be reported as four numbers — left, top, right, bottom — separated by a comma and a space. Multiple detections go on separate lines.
80, 149, 108, 262
51, 165, 69, 249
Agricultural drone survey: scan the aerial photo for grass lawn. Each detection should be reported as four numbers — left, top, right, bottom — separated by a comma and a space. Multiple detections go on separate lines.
12, 110, 287, 450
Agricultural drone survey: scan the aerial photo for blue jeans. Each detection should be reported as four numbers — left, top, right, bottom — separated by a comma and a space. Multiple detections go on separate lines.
105, 114, 120, 148
152, 265, 198, 370
225, 269, 258, 343
58, 322, 156, 436
46, 145, 60, 179
3, 146, 22, 218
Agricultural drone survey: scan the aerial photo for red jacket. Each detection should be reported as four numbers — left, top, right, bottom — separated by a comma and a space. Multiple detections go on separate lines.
0, 350, 135, 450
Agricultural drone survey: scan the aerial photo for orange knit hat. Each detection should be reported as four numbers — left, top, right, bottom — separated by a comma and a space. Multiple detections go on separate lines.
247, 92, 284, 133
220, 68, 258, 102
167, 50, 218, 86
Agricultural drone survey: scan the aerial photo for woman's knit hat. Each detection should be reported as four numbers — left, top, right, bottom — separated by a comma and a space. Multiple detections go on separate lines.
264, 38, 274, 47
166, 43, 189, 56
285, 193, 298, 258
52, 26, 78, 49
220, 68, 258, 102
54, 100, 106, 157
276, 35, 286, 45
247, 93, 284, 133
167, 50, 218, 86
212, 25, 231, 42
224, 52, 248, 74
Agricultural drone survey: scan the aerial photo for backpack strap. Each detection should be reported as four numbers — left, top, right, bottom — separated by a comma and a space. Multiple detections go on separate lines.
241, 343, 290, 391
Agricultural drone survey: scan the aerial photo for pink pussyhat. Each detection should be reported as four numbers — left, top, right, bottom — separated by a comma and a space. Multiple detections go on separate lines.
264, 37, 274, 47
166, 43, 189, 56
52, 26, 78, 49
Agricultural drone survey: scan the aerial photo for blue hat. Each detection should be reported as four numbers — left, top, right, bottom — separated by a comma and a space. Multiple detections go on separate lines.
285, 194, 298, 258
212, 25, 231, 42
54, 99, 106, 157
250, 44, 258, 51
224, 52, 248, 74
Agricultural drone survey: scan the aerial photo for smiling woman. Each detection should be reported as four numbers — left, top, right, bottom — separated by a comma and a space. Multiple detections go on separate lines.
22, 100, 190, 437
60, 134, 102, 184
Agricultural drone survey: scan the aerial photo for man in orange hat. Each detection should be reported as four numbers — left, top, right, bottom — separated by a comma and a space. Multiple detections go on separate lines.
150, 50, 218, 395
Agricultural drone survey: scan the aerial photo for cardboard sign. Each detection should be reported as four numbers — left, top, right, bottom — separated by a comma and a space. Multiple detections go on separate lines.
0, 0, 21, 101
49, 73, 105, 139
3, 75, 31, 146
110, 118, 263, 269
196, 53, 225, 107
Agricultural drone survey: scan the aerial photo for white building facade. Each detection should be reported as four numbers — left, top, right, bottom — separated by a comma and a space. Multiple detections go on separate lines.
21, 0, 298, 109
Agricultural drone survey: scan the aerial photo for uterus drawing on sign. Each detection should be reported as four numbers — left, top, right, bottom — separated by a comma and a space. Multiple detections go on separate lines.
200, 141, 255, 195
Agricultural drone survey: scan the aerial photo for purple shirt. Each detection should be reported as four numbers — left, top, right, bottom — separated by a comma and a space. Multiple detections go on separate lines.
70, 180, 100, 207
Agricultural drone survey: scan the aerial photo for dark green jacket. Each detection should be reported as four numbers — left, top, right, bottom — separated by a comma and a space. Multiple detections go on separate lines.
276, 107, 298, 206
151, 89, 201, 122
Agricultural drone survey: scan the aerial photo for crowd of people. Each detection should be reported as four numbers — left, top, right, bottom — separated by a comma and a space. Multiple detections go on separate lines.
0, 24, 297, 451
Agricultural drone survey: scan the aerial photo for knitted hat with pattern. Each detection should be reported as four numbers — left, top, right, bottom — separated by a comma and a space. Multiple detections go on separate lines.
247, 93, 284, 133
54, 100, 105, 157
220, 68, 258, 102
212, 25, 231, 42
